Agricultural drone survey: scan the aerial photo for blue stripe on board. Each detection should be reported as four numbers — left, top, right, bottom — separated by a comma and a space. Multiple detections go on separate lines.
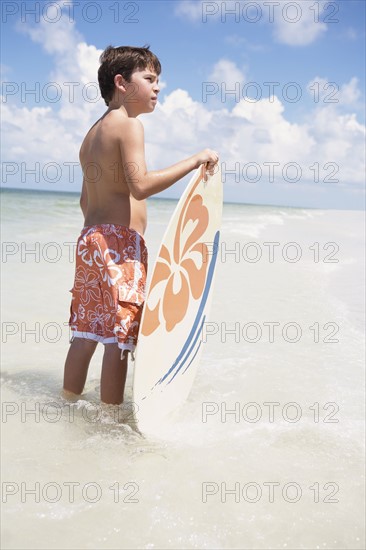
181, 339, 203, 376
155, 230, 220, 387
167, 315, 205, 384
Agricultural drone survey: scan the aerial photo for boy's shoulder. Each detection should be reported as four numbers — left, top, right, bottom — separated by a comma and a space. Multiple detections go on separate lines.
108, 110, 143, 126
105, 111, 144, 137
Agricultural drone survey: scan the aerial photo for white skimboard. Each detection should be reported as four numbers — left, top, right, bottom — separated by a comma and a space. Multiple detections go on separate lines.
132, 165, 223, 431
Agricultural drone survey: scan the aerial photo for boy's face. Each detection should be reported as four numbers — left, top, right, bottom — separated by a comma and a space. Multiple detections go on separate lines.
124, 67, 160, 115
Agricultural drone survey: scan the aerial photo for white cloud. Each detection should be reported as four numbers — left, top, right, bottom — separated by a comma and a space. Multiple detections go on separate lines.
272, 0, 327, 46
307, 107, 365, 188
76, 43, 102, 84
3, 3, 105, 171
307, 76, 363, 110
208, 58, 246, 87
174, 1, 203, 22
139, 85, 365, 201
17, 6, 82, 56
203, 59, 246, 107
230, 95, 316, 163
140, 90, 213, 159
2, 104, 77, 161
340, 77, 362, 105
176, 0, 328, 46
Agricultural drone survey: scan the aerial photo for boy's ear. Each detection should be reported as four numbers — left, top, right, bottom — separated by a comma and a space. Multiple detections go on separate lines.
114, 74, 127, 92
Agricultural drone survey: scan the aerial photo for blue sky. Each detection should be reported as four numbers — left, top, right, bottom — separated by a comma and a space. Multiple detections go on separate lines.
1, 0, 365, 208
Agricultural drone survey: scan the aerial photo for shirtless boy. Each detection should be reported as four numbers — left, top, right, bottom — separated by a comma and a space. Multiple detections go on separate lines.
63, 45, 219, 405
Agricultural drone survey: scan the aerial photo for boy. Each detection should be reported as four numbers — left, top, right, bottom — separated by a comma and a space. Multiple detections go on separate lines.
63, 45, 219, 405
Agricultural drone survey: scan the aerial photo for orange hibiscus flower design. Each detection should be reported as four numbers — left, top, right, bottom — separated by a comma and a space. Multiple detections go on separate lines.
142, 179, 210, 336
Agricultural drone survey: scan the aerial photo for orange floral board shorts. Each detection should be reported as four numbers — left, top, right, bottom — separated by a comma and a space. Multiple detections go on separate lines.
69, 224, 148, 354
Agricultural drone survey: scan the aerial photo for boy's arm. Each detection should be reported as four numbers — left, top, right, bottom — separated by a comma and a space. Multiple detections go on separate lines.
119, 119, 218, 200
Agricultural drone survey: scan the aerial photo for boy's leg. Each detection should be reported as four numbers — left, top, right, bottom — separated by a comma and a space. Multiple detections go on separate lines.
100, 344, 128, 405
63, 338, 98, 396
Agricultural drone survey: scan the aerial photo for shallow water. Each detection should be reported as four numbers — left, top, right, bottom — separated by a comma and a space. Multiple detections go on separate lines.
1, 189, 365, 549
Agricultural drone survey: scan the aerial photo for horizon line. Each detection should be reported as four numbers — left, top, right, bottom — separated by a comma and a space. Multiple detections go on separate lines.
0, 186, 364, 212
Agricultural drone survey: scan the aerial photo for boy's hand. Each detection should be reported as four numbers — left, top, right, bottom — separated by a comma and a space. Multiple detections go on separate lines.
195, 148, 219, 181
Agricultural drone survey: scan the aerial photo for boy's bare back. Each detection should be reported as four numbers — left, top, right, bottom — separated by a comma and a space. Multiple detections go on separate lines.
80, 110, 147, 236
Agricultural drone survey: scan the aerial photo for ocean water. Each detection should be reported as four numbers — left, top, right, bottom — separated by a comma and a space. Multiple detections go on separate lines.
1, 189, 365, 550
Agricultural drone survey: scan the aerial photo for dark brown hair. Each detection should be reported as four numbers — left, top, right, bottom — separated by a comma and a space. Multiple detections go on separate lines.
98, 45, 161, 105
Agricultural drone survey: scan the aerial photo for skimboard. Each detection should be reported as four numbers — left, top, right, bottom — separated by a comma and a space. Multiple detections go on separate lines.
132, 164, 222, 431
